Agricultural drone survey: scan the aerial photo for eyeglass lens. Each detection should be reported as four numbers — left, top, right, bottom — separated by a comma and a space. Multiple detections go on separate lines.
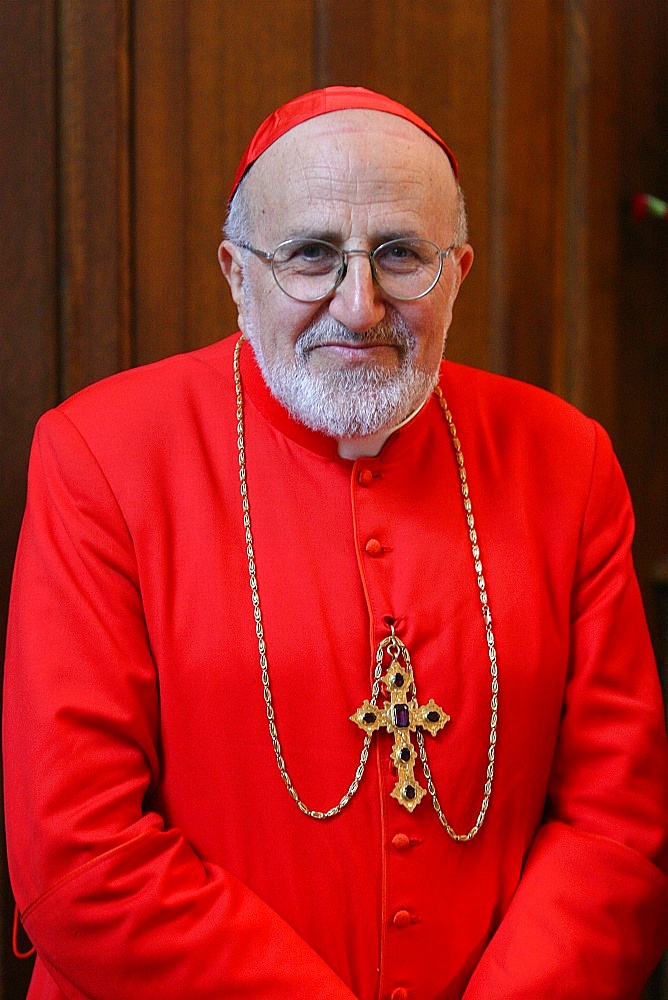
271, 238, 443, 302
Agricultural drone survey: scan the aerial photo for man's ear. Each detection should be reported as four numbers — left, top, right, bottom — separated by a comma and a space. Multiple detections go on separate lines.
218, 240, 246, 325
452, 243, 474, 295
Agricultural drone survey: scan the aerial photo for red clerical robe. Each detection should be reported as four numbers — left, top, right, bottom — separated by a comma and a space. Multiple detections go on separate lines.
4, 335, 668, 1000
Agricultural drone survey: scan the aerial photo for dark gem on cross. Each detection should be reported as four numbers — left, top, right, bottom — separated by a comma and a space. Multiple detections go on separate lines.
427, 710, 440, 722
404, 785, 416, 799
363, 711, 376, 725
400, 747, 411, 762
393, 704, 410, 728
393, 673, 404, 687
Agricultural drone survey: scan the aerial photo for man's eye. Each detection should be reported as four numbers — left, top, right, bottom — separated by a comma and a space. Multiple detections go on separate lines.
376, 242, 423, 270
280, 242, 340, 271
386, 243, 416, 259
296, 242, 329, 261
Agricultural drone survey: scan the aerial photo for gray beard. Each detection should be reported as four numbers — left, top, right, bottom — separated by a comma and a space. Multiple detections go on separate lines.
244, 312, 442, 439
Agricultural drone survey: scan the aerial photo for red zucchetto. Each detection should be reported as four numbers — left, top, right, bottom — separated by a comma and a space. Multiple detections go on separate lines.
229, 85, 458, 203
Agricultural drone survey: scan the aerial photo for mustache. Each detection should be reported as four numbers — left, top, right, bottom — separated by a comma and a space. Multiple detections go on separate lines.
296, 315, 415, 356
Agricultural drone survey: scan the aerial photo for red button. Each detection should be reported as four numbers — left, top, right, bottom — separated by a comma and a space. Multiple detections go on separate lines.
392, 909, 412, 929
365, 538, 383, 556
392, 833, 410, 851
358, 468, 374, 486
391, 988, 409, 1000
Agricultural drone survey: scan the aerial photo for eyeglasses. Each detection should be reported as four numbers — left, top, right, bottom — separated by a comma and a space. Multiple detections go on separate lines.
234, 237, 455, 302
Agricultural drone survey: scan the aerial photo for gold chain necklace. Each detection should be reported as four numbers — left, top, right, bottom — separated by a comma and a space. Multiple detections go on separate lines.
234, 335, 498, 841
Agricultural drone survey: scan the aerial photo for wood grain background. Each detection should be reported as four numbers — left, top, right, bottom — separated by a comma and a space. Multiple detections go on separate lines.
1, 1, 666, 996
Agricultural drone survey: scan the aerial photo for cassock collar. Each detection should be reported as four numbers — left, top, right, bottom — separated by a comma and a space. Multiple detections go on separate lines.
239, 337, 438, 463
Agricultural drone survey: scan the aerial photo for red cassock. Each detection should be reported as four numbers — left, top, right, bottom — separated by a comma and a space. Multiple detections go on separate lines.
4, 335, 667, 999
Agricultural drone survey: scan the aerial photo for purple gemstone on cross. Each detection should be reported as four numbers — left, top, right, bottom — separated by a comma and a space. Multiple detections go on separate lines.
393, 703, 410, 728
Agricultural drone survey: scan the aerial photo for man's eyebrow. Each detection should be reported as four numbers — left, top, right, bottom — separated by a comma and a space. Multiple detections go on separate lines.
281, 227, 342, 242
279, 227, 425, 244
367, 229, 424, 244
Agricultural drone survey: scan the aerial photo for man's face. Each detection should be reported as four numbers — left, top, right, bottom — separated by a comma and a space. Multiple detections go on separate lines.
220, 110, 473, 440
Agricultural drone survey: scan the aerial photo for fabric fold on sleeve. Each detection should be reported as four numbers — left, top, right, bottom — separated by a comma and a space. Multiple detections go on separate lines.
462, 820, 668, 1000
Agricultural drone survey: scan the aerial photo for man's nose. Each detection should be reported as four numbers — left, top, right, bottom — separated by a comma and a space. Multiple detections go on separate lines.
328, 252, 386, 332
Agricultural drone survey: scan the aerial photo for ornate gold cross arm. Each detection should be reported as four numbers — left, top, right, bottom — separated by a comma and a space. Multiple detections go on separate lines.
351, 633, 449, 812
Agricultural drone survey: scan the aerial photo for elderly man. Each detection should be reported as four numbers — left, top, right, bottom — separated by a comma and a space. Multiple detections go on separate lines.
4, 87, 667, 1000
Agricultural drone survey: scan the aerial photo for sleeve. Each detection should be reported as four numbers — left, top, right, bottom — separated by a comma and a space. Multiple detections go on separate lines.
463, 421, 668, 999
2, 409, 357, 1000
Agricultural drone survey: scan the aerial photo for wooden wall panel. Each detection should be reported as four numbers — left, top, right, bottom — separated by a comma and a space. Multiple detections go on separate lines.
441, 2, 496, 375
186, 3, 235, 352
580, 0, 618, 434
58, 0, 132, 397
504, 1, 566, 392
133, 2, 189, 364
562, 0, 591, 413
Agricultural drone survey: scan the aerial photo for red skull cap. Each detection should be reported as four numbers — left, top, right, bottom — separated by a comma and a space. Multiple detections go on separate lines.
229, 85, 458, 204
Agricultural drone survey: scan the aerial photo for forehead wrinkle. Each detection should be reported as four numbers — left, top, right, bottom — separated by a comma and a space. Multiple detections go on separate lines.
295, 132, 433, 195
280, 183, 433, 241
286, 164, 437, 239
302, 164, 430, 203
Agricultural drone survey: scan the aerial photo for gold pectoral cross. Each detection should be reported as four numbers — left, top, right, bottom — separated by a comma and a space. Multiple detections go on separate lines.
351, 630, 449, 811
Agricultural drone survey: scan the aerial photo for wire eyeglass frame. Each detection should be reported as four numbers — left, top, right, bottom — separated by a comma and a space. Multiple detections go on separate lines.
233, 236, 456, 302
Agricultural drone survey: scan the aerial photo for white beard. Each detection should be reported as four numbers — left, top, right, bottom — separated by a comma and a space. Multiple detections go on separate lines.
242, 307, 443, 439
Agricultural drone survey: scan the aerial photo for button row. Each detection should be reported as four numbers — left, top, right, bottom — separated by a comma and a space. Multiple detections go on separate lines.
359, 468, 407, 1000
